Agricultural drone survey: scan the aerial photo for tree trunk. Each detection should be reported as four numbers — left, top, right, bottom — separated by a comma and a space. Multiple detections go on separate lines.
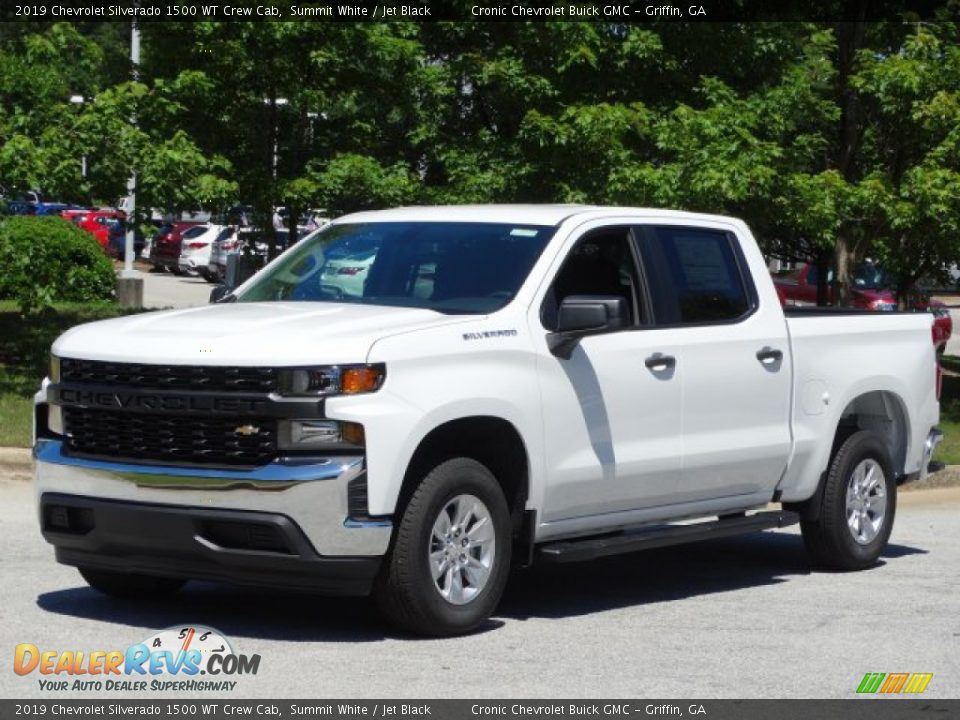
286, 204, 300, 252
832, 15, 868, 305
835, 234, 853, 307
815, 248, 831, 306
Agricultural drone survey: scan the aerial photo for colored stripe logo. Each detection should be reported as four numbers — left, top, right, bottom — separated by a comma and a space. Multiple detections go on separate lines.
857, 673, 933, 694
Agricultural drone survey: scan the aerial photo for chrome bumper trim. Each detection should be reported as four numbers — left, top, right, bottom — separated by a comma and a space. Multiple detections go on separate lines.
920, 427, 944, 483
33, 439, 391, 556
34, 438, 357, 490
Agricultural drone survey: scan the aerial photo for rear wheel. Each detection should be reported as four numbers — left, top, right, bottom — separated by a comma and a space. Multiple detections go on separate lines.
374, 458, 511, 637
79, 568, 185, 599
801, 430, 896, 570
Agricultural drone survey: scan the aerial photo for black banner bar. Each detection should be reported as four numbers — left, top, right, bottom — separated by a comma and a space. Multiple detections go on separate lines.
2, 0, 958, 23
1, 700, 957, 719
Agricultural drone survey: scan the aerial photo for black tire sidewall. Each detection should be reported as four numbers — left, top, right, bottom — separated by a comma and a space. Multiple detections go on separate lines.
824, 432, 897, 566
398, 459, 512, 633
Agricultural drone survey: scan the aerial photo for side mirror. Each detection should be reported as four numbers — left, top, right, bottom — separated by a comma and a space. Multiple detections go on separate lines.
209, 285, 234, 304
548, 295, 628, 359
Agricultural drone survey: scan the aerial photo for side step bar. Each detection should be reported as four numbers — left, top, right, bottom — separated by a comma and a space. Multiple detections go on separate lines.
537, 510, 800, 564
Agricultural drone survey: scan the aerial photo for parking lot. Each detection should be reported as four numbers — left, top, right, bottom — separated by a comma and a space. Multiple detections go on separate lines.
2, 467, 957, 699
142, 270, 215, 310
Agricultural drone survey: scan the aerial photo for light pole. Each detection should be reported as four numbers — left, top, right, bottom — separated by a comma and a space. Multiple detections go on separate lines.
116, 19, 144, 309
69, 95, 87, 179
263, 97, 288, 181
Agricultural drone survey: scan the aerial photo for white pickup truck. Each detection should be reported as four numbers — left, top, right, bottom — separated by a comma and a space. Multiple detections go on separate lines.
33, 205, 942, 636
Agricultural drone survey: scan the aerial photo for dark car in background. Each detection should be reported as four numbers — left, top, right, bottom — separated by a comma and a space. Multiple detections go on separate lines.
148, 221, 204, 273
107, 222, 145, 260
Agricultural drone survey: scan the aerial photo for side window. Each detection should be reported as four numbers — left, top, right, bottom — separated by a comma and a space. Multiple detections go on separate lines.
647, 226, 752, 324
542, 228, 643, 331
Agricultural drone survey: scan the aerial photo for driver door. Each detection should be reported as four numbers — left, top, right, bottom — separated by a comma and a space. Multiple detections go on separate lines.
534, 224, 684, 529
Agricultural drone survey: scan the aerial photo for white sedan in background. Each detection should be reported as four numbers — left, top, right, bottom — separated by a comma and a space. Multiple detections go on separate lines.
178, 225, 227, 281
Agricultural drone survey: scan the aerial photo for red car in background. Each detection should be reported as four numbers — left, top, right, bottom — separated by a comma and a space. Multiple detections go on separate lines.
149, 221, 205, 273
60, 208, 92, 224
774, 262, 953, 354
76, 210, 126, 248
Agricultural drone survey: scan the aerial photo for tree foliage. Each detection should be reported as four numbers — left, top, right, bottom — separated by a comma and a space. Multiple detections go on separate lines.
1, 18, 958, 301
0, 216, 116, 313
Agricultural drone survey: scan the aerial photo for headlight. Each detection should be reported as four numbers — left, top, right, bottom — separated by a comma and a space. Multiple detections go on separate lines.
277, 420, 365, 451
50, 355, 61, 383
277, 364, 385, 397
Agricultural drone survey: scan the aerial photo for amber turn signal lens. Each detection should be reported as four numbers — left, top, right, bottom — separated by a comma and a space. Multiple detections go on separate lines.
341, 366, 384, 395
341, 422, 366, 446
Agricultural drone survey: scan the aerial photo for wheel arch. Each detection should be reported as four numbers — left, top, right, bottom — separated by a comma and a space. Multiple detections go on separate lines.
395, 415, 531, 539
787, 388, 910, 521
834, 389, 910, 478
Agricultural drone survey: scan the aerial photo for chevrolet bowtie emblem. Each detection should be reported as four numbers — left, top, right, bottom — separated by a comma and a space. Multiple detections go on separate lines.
234, 424, 260, 436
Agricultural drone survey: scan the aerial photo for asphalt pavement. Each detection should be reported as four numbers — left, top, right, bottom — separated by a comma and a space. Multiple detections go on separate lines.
2, 471, 958, 700
141, 270, 214, 310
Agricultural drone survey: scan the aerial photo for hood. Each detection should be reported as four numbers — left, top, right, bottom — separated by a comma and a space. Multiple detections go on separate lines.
53, 302, 473, 366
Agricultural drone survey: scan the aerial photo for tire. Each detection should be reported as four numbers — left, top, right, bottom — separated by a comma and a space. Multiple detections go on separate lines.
801, 430, 896, 570
171, 266, 186, 276
79, 568, 185, 599
374, 458, 512, 637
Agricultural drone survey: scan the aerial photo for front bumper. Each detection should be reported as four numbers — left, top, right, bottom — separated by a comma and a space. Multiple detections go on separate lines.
34, 439, 392, 594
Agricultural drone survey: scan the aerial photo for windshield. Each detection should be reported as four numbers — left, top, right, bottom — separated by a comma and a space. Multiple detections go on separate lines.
852, 263, 893, 290
235, 221, 556, 314
181, 226, 208, 239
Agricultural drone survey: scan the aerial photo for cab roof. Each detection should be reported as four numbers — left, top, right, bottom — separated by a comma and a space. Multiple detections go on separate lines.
335, 204, 740, 227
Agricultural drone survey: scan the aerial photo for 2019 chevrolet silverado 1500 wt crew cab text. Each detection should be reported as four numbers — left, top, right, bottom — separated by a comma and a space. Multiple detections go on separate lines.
33, 205, 942, 636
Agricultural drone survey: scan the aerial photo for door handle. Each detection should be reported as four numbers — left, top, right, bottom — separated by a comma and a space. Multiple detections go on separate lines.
756, 347, 783, 365
645, 353, 676, 372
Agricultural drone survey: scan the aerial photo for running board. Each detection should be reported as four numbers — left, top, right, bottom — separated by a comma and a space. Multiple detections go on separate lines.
537, 510, 800, 564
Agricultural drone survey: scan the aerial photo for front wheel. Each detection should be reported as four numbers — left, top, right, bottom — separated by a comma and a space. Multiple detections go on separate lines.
79, 568, 185, 599
801, 430, 896, 570
374, 458, 512, 637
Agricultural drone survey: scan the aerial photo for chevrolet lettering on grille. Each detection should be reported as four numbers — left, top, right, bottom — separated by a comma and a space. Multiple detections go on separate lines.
58, 387, 268, 415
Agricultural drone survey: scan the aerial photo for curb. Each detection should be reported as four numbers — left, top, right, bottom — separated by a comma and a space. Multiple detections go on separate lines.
0, 447, 32, 474
903, 464, 960, 491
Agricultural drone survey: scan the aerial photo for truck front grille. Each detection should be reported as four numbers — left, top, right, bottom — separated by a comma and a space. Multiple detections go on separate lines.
62, 407, 277, 467
61, 358, 278, 394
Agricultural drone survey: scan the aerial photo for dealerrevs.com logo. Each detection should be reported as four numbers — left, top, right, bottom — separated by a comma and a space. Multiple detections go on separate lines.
14, 625, 260, 693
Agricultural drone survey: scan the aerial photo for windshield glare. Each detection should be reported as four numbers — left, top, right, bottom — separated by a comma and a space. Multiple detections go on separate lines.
235, 221, 556, 314
852, 263, 892, 290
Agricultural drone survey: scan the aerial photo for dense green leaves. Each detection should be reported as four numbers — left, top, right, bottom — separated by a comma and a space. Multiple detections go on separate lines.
0, 217, 116, 313
1, 19, 959, 300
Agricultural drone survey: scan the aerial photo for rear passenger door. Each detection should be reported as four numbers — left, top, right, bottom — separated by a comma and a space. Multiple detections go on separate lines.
636, 224, 792, 504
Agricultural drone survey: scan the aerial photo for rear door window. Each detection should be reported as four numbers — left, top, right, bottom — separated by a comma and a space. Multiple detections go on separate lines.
638, 226, 754, 325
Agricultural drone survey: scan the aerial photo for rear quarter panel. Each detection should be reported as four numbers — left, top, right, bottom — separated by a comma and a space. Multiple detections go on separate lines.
779, 312, 939, 501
